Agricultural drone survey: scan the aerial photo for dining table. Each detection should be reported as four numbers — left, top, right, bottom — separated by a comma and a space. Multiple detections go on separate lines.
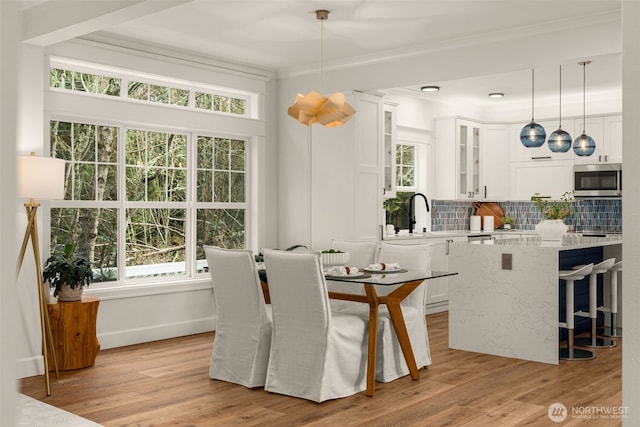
259, 268, 457, 396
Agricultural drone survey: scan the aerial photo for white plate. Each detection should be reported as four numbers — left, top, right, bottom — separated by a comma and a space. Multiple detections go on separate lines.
363, 267, 402, 273
325, 272, 365, 279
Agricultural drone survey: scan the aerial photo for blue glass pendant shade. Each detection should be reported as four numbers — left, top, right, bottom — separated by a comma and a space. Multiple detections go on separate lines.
548, 128, 572, 153
520, 121, 546, 147
573, 133, 596, 156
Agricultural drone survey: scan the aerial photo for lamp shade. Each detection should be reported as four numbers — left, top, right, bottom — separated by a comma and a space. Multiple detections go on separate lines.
547, 128, 572, 153
16, 154, 65, 200
573, 133, 596, 156
520, 121, 546, 147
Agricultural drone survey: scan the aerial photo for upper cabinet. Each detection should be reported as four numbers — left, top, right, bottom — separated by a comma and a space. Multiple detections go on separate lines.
511, 119, 575, 162
481, 124, 511, 200
574, 115, 622, 165
434, 117, 481, 200
383, 102, 397, 199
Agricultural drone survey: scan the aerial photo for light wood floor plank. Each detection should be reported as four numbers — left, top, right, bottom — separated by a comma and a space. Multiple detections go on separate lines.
20, 312, 623, 426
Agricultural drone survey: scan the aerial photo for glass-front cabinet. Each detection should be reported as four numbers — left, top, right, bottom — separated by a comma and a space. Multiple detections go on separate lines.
383, 102, 397, 199
457, 119, 481, 199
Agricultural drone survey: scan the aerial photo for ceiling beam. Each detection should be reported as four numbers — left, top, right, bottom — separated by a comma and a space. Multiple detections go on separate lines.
22, 0, 193, 46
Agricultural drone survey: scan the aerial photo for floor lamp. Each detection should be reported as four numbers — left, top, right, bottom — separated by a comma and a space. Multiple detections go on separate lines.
16, 152, 65, 396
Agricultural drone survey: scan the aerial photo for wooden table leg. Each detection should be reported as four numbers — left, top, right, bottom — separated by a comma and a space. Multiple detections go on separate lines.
363, 284, 379, 396
384, 279, 424, 381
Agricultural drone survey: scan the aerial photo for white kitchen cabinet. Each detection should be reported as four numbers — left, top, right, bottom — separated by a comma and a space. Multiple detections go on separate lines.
383, 102, 397, 199
310, 91, 384, 248
511, 159, 574, 200
427, 236, 467, 313
434, 117, 481, 200
574, 114, 622, 165
511, 119, 575, 162
481, 124, 511, 200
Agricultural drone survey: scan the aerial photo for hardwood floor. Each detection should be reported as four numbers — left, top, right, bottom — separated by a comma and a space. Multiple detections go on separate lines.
20, 312, 623, 426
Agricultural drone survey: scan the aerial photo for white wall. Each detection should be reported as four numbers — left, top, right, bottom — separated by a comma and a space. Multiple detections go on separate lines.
1, 2, 20, 424
11, 38, 277, 378
622, 0, 640, 420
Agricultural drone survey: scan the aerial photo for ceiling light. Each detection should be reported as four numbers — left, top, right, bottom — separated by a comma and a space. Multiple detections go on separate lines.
573, 61, 596, 156
488, 93, 504, 98
547, 65, 572, 153
520, 69, 546, 148
420, 86, 440, 92
287, 10, 355, 128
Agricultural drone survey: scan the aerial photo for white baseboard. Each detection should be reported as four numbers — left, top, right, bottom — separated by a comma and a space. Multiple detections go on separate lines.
16, 316, 217, 379
98, 316, 216, 350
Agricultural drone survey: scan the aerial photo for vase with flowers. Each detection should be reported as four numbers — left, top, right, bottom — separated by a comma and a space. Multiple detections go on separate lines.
531, 191, 574, 241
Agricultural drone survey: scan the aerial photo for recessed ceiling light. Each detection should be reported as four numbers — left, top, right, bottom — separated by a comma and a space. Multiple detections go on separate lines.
488, 92, 504, 98
420, 86, 440, 92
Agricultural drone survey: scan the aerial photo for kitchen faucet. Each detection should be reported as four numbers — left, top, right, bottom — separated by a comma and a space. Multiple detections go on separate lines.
409, 192, 430, 234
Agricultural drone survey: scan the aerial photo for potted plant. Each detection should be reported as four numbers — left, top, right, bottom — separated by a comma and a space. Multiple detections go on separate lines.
501, 215, 516, 230
530, 191, 574, 240
43, 243, 94, 301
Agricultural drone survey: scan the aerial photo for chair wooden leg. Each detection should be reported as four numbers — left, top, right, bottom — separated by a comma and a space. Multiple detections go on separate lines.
363, 285, 379, 396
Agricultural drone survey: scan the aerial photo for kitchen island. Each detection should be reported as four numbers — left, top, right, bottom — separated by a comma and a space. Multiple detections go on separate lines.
448, 235, 622, 364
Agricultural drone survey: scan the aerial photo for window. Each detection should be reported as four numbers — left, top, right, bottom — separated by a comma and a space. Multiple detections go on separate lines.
50, 120, 248, 282
396, 143, 416, 189
50, 61, 249, 116
47, 59, 257, 285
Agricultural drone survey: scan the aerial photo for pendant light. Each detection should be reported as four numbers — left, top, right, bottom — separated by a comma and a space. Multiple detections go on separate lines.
287, 10, 356, 128
520, 69, 546, 147
547, 65, 572, 152
573, 61, 596, 156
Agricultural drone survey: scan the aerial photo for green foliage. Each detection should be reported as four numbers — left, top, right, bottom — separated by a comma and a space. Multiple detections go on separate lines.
321, 249, 343, 254
43, 244, 93, 297
531, 191, 574, 220
501, 215, 516, 226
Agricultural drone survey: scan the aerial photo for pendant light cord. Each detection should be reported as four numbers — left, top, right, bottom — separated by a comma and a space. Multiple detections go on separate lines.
582, 62, 586, 133
531, 69, 535, 121
558, 65, 562, 129
319, 14, 324, 93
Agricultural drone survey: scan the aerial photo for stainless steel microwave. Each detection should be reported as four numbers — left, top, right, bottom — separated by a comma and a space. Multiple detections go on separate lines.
574, 164, 622, 197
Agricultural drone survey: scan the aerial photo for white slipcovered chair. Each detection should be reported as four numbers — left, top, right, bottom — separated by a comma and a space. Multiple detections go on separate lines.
263, 249, 368, 402
373, 242, 434, 382
204, 246, 272, 388
326, 239, 379, 297
331, 239, 379, 267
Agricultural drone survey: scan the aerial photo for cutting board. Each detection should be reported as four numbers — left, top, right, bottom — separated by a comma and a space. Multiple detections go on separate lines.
474, 202, 504, 229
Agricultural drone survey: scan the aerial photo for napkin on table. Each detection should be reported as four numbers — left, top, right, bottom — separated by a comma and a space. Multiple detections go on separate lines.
326, 266, 360, 276
367, 262, 400, 271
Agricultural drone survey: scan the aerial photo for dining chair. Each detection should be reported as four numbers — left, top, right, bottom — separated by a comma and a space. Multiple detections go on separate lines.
326, 239, 379, 297
330, 239, 379, 267
262, 249, 368, 402
373, 241, 434, 382
204, 246, 272, 388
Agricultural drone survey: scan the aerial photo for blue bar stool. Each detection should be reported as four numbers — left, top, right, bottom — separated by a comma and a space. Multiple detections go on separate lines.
559, 263, 595, 361
600, 260, 623, 338
574, 258, 617, 348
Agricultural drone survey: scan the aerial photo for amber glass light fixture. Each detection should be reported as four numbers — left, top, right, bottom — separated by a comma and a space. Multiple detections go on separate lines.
573, 61, 596, 156
287, 10, 355, 128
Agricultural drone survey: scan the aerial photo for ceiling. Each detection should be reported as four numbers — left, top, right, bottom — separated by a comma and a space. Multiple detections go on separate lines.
30, 0, 624, 107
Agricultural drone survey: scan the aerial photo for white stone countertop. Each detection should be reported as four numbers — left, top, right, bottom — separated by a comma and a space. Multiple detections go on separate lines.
383, 229, 537, 240
465, 234, 622, 250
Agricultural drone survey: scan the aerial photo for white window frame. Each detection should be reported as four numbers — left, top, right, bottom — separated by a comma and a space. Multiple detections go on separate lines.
45, 57, 259, 289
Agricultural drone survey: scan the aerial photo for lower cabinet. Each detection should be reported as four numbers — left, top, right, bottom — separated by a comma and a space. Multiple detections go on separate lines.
427, 236, 467, 313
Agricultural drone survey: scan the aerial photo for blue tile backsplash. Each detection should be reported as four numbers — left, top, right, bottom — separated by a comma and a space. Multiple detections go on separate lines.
431, 199, 622, 233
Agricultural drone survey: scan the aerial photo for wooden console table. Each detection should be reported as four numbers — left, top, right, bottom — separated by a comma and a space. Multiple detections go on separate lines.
47, 296, 100, 371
